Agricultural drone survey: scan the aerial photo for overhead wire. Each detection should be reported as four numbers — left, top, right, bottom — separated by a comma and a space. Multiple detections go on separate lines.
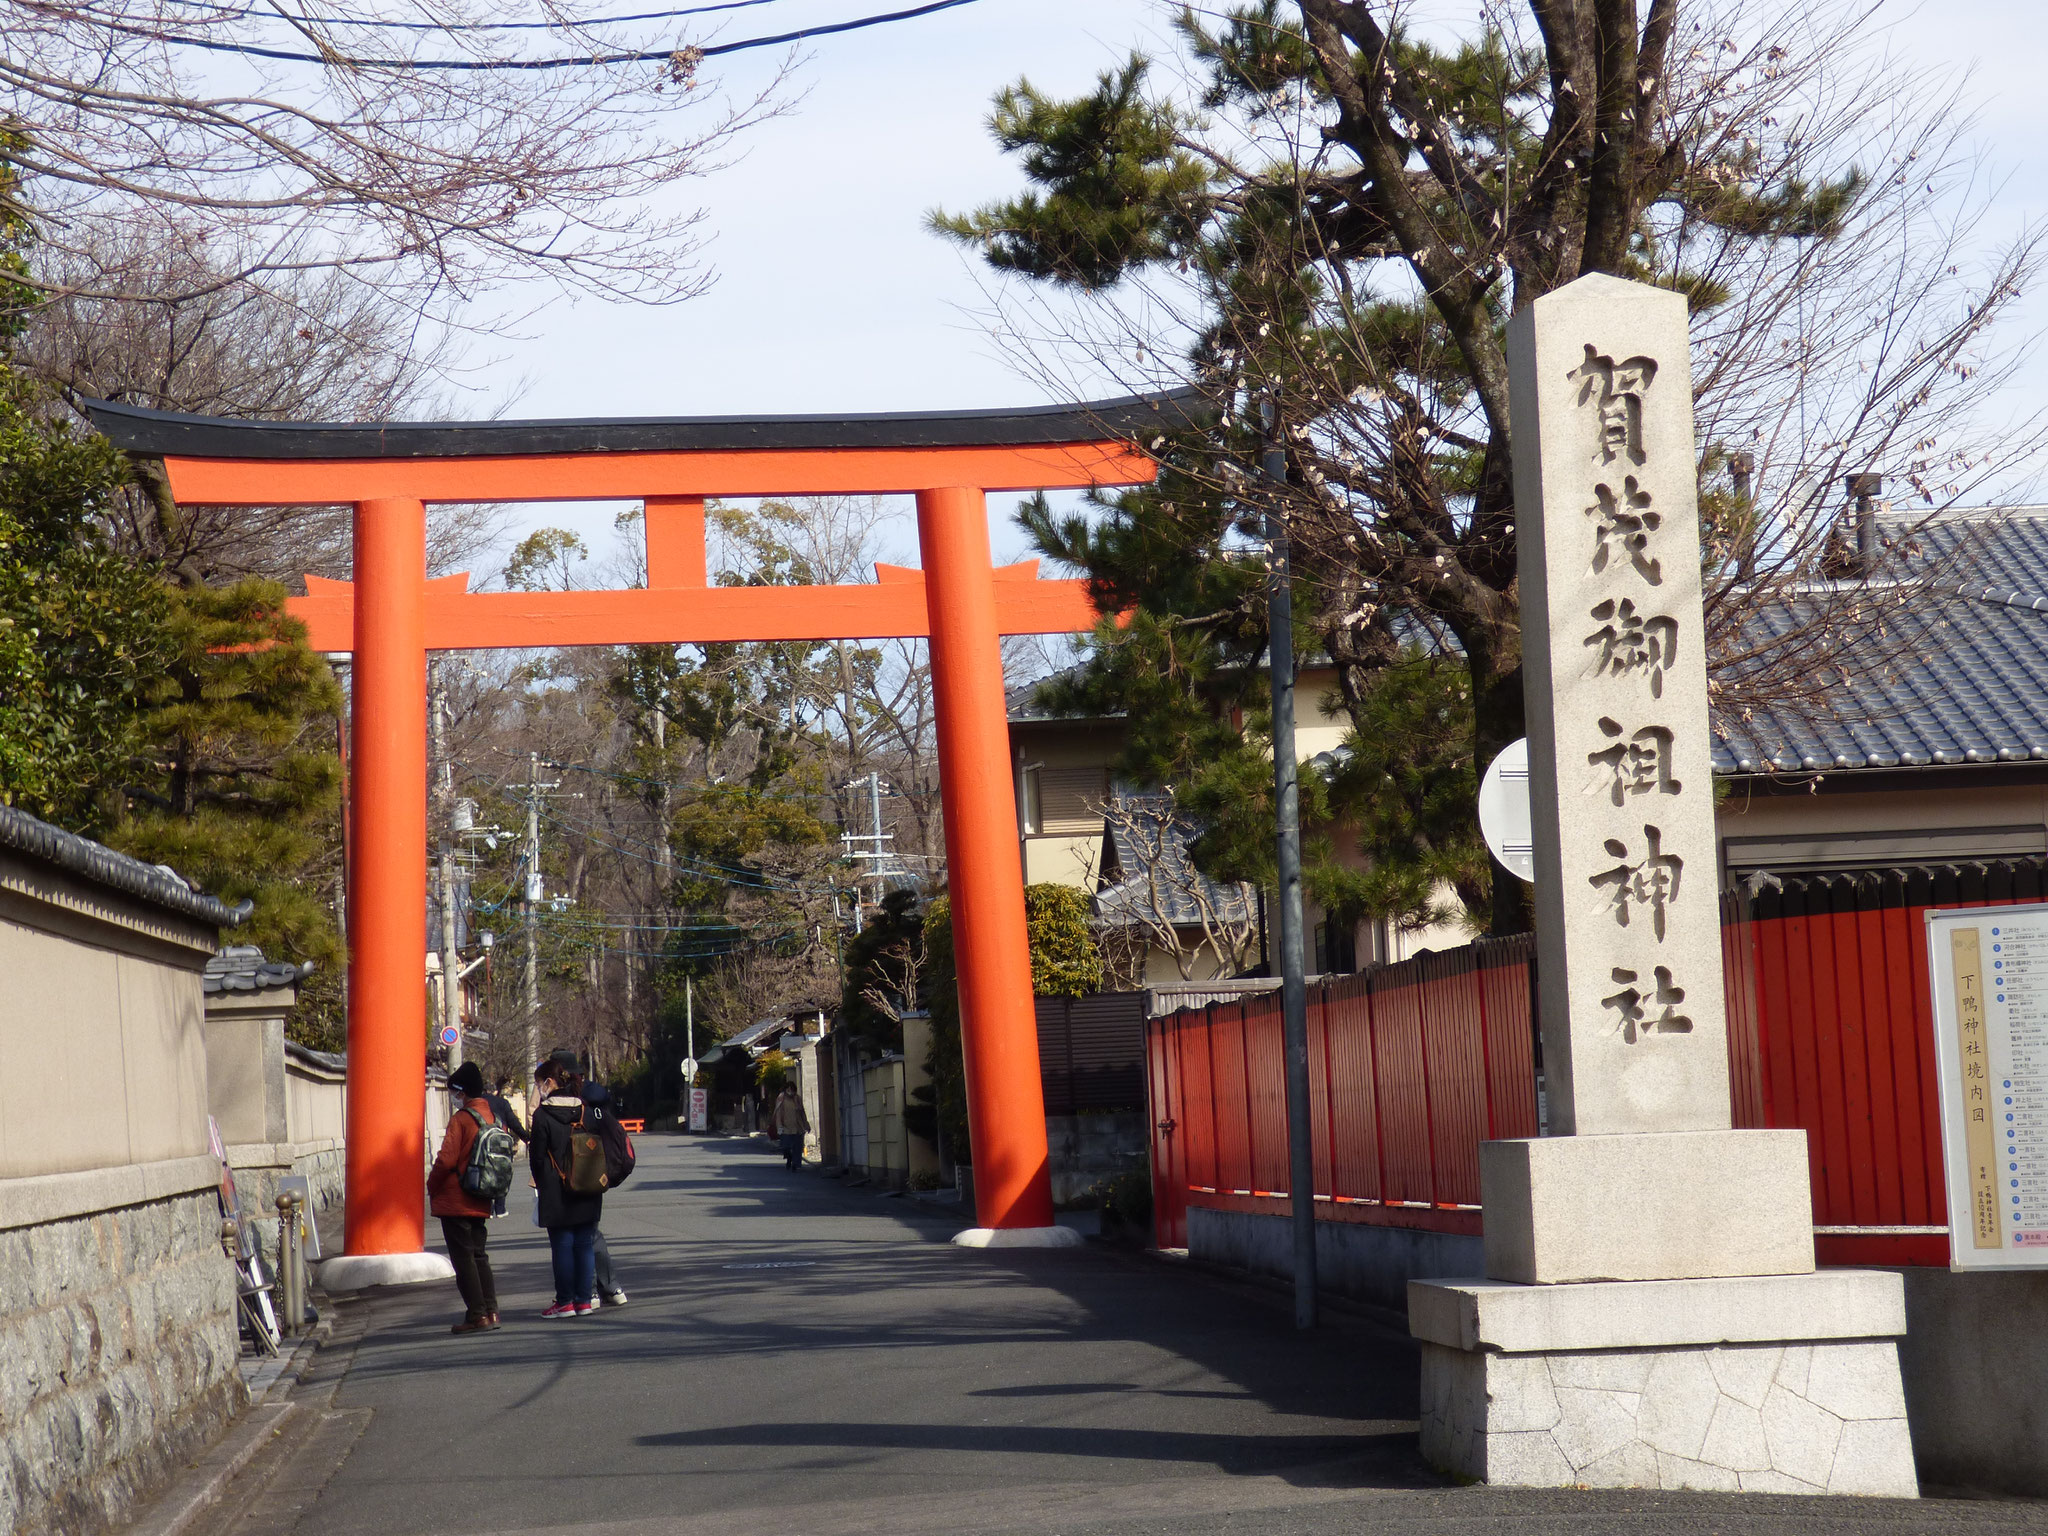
85, 0, 983, 70
100, 0, 791, 32
537, 801, 819, 892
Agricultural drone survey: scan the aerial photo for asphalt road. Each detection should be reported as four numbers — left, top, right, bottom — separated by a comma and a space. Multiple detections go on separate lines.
216, 1136, 2048, 1536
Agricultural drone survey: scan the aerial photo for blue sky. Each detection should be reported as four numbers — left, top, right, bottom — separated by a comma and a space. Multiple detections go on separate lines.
462, 0, 2048, 576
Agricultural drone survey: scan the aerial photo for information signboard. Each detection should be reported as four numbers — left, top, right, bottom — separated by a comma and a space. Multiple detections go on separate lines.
688, 1086, 709, 1134
1929, 903, 2048, 1269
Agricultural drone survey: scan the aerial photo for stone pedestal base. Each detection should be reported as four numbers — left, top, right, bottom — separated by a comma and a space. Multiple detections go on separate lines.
951, 1225, 1084, 1249
1481, 1129, 1814, 1283
1411, 1272, 1918, 1497
316, 1250, 454, 1290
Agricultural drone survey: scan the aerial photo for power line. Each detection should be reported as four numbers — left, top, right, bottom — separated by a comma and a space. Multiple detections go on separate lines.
104, 0, 791, 33
94, 0, 981, 71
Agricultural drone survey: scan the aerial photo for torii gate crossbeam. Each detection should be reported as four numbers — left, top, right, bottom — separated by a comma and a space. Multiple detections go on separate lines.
90, 393, 1185, 1281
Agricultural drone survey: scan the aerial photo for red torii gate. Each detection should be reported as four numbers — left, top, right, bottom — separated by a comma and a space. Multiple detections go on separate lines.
90, 394, 1183, 1282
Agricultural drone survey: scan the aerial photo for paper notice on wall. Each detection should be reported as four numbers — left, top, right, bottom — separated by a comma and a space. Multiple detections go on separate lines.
1930, 904, 2048, 1268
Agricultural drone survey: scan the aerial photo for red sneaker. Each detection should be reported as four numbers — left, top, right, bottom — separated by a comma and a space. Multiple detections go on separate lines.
541, 1302, 576, 1318
573, 1301, 597, 1316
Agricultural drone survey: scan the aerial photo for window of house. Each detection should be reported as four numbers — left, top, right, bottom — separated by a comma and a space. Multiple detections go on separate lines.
1031, 767, 1109, 837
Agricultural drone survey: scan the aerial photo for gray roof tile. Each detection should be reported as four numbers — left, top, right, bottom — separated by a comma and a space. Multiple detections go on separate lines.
1710, 510, 2048, 775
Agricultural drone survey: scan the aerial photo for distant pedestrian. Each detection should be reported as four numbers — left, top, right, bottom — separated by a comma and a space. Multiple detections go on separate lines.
772, 1081, 809, 1171
484, 1078, 530, 1143
531, 1062, 607, 1317
428, 1062, 512, 1333
481, 1077, 530, 1218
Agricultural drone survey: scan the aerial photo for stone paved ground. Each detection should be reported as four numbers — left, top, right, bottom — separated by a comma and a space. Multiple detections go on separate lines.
199, 1136, 2048, 1536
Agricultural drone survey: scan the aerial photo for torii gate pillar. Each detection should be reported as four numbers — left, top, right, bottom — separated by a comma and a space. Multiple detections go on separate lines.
325, 497, 452, 1290
82, 390, 1192, 1279
919, 488, 1063, 1242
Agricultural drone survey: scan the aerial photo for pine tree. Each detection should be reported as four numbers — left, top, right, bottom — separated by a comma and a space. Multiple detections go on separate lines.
106, 579, 347, 1046
933, 3, 1982, 932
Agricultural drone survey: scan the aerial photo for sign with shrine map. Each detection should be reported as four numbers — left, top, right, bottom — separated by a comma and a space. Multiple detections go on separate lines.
1929, 903, 2048, 1270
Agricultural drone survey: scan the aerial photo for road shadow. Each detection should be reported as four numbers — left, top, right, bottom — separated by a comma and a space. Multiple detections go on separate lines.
633, 1420, 1422, 1485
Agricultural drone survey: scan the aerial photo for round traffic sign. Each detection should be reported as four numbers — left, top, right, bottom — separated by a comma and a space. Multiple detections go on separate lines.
1478, 738, 1535, 883
680, 1056, 698, 1079
439, 1025, 460, 1046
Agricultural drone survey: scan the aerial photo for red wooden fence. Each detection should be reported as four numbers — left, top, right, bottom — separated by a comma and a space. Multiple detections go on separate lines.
1146, 858, 2048, 1264
1146, 935, 1538, 1250
1727, 858, 2048, 1266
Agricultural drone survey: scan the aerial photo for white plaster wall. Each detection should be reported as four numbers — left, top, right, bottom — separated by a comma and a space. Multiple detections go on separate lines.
1022, 834, 1101, 890
285, 1064, 346, 1145
0, 917, 210, 1178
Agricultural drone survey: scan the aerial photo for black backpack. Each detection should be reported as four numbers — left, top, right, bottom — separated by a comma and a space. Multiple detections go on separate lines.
594, 1106, 637, 1188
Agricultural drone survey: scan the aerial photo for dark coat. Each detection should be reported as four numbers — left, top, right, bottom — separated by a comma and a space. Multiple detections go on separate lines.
530, 1094, 605, 1229
485, 1092, 530, 1144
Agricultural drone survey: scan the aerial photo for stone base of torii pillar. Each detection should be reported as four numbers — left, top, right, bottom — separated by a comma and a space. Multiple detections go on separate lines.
318, 1251, 455, 1291
1409, 274, 1916, 1497
1410, 1131, 1917, 1495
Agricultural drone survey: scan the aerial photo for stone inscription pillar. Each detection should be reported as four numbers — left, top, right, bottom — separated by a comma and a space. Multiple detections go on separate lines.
1407, 274, 1916, 1497
1517, 279, 1728, 1137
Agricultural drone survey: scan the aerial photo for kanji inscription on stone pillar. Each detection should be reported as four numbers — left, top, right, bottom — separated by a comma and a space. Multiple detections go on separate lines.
1509, 272, 1731, 1136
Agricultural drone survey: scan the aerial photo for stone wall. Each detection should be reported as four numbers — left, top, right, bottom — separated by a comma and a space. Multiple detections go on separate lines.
1897, 1267, 2048, 1495
2, 811, 244, 1536
0, 1183, 245, 1536
1047, 1112, 1148, 1206
1188, 1204, 1482, 1312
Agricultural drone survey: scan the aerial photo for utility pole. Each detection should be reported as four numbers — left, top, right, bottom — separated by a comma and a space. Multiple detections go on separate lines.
840, 771, 894, 927
522, 751, 543, 1095
1263, 395, 1317, 1331
430, 661, 464, 1069
682, 973, 697, 1133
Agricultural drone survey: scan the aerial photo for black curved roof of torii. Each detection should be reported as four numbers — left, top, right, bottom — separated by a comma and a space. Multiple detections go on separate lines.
83, 388, 1208, 460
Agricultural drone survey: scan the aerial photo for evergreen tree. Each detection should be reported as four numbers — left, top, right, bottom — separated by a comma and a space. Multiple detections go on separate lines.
838, 887, 927, 1051
0, 368, 169, 828
106, 579, 347, 1046
935, 3, 1987, 932
922, 885, 1106, 1166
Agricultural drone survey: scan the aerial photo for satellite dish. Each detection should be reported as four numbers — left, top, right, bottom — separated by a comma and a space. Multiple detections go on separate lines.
1479, 739, 1535, 884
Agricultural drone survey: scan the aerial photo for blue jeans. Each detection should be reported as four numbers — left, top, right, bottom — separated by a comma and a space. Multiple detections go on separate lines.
548, 1223, 597, 1305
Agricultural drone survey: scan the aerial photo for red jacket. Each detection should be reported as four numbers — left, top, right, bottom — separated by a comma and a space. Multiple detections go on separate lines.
428, 1100, 498, 1219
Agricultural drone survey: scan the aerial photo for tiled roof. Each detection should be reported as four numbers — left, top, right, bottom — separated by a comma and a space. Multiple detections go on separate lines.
1709, 510, 2048, 775
203, 944, 312, 995
1009, 510, 2048, 781
1094, 791, 1256, 930
0, 804, 248, 928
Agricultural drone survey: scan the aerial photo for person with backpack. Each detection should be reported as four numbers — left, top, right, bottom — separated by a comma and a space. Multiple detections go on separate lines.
478, 1077, 530, 1218
531, 1062, 608, 1317
538, 1054, 636, 1307
428, 1062, 514, 1333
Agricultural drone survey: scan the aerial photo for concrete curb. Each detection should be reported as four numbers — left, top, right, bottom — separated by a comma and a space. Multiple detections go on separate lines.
119, 1295, 340, 1536
119, 1401, 300, 1536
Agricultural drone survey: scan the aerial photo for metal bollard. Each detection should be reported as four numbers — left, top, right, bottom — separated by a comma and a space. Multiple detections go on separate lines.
274, 1193, 303, 1336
